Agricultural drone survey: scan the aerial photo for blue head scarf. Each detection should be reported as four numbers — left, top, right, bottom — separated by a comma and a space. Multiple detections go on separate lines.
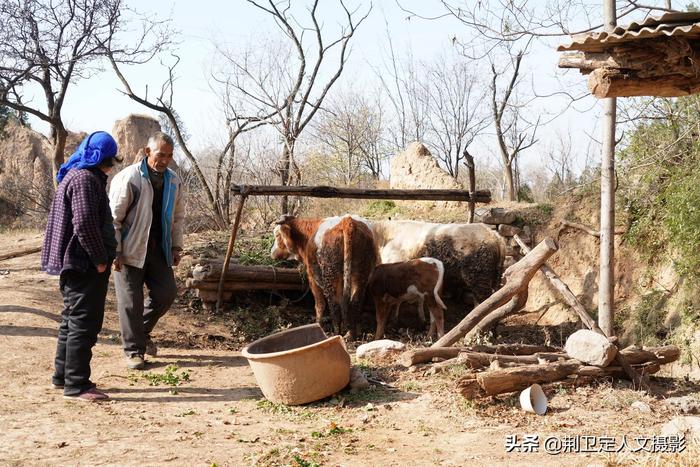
56, 131, 118, 183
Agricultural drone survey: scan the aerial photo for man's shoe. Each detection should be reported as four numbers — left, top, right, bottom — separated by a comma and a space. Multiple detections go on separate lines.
126, 354, 146, 370
63, 387, 109, 402
145, 339, 158, 357
52, 383, 64, 390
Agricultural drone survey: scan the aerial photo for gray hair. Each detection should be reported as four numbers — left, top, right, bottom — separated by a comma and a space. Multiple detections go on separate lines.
147, 131, 174, 149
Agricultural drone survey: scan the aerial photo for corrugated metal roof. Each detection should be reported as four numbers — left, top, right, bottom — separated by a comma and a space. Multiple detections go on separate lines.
558, 12, 700, 52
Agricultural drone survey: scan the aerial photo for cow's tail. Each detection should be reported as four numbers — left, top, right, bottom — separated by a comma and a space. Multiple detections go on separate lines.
421, 257, 447, 310
341, 216, 353, 328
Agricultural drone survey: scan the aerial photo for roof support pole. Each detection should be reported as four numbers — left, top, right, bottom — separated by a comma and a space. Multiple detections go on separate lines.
599, 0, 617, 336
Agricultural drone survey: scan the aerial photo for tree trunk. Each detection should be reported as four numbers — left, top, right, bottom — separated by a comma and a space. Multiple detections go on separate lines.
51, 124, 67, 188
280, 143, 292, 214
503, 160, 516, 201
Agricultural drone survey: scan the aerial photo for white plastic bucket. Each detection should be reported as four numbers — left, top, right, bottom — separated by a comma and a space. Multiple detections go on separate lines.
519, 383, 547, 415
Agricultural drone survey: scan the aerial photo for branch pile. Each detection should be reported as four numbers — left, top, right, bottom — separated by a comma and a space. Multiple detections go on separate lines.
399, 344, 680, 400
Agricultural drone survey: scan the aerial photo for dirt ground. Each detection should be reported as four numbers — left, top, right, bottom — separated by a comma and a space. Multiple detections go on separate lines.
0, 230, 697, 466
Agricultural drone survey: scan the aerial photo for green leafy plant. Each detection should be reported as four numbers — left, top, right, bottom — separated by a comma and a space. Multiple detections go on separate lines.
143, 364, 190, 387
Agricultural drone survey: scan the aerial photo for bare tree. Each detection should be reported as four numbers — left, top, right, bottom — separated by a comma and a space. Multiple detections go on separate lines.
0, 0, 168, 185
216, 0, 371, 214
374, 31, 430, 153
423, 55, 490, 179
310, 90, 387, 185
490, 47, 539, 201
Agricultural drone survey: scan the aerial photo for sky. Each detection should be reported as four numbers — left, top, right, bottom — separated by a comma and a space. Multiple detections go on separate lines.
22, 0, 624, 176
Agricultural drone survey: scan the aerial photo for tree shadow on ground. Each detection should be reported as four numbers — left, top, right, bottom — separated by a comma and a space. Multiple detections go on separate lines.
650, 376, 700, 398
101, 385, 263, 403
0, 305, 121, 345
145, 353, 248, 369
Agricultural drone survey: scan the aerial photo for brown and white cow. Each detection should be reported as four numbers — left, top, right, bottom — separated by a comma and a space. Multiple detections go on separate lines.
368, 257, 447, 340
371, 220, 506, 308
271, 214, 378, 338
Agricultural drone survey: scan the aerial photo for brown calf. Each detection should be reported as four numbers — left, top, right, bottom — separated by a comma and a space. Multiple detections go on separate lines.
271, 214, 378, 338
368, 257, 447, 340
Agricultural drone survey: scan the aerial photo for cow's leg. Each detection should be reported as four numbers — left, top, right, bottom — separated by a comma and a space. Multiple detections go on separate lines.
428, 299, 445, 339
317, 242, 344, 336
417, 295, 426, 322
306, 270, 326, 323
374, 299, 390, 341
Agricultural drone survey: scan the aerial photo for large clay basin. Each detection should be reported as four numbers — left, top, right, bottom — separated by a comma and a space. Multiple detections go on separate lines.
242, 323, 351, 405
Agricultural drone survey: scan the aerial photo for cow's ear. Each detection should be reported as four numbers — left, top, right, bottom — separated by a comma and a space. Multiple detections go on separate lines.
275, 214, 293, 225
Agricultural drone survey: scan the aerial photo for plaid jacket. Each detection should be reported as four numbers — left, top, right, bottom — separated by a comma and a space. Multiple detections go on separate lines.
41, 167, 115, 275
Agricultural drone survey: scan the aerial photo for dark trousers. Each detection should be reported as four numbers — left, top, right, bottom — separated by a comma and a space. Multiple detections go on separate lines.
114, 242, 177, 357
53, 269, 110, 396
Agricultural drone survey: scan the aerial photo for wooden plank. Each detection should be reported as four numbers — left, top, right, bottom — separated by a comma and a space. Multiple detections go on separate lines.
230, 185, 491, 202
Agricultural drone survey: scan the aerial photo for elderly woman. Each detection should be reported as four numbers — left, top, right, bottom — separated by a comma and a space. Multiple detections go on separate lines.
41, 131, 120, 402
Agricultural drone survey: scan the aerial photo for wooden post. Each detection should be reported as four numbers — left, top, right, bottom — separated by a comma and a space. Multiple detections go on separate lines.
599, 0, 617, 337
216, 191, 248, 312
431, 238, 558, 348
464, 150, 476, 223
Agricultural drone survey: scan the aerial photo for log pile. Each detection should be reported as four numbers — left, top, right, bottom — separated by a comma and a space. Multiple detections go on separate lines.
186, 260, 305, 304
398, 343, 680, 399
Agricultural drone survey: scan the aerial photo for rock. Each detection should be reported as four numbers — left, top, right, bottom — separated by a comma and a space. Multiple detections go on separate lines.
497, 224, 522, 237
564, 329, 617, 367
348, 367, 370, 391
112, 114, 162, 167
661, 416, 700, 443
389, 142, 464, 210
664, 396, 700, 415
631, 401, 652, 413
474, 207, 517, 225
0, 120, 85, 223
356, 339, 406, 359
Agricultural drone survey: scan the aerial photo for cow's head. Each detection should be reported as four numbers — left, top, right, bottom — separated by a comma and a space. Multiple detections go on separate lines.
270, 215, 298, 260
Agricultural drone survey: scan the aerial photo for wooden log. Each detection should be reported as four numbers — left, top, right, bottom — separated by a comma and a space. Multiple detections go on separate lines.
513, 234, 644, 388
192, 264, 302, 283
398, 345, 564, 367
646, 345, 681, 365
399, 347, 462, 367
577, 360, 661, 379
588, 68, 700, 99
230, 184, 492, 203
469, 343, 558, 355
463, 292, 528, 342
457, 361, 581, 399
432, 238, 558, 348
186, 278, 305, 291
0, 246, 42, 261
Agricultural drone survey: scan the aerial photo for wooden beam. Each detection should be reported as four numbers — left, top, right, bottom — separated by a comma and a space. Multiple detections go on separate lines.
230, 185, 491, 202
588, 69, 700, 98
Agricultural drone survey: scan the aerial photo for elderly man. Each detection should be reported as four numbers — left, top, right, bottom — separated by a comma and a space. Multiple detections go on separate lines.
109, 132, 185, 370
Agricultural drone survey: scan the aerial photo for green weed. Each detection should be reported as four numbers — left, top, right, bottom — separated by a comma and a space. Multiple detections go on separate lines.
143, 364, 190, 387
